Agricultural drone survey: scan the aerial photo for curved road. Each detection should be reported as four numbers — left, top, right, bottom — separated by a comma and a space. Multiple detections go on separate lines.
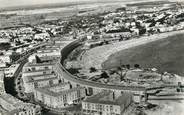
55, 40, 146, 92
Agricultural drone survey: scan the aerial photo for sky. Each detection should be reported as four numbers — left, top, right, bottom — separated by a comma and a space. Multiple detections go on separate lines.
0, 0, 181, 8
0, 0, 91, 8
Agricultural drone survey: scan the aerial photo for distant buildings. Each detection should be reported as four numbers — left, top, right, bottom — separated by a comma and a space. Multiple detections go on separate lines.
28, 48, 60, 62
0, 55, 11, 64
0, 59, 6, 68
34, 83, 86, 108
0, 38, 10, 43
34, 33, 50, 40
0, 93, 41, 115
82, 90, 133, 115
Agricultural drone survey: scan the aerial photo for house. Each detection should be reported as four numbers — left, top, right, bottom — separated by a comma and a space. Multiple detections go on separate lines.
82, 90, 133, 115
4, 64, 20, 78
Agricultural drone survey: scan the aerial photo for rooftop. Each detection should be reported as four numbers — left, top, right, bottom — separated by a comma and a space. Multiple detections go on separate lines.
25, 73, 57, 83
37, 48, 60, 53
25, 61, 55, 67
23, 68, 53, 73
35, 83, 85, 97
83, 91, 132, 106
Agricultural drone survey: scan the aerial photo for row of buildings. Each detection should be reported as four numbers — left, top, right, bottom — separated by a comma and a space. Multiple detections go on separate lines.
34, 83, 86, 108
0, 70, 5, 94
20, 37, 139, 115
0, 93, 41, 115
0, 69, 41, 115
21, 39, 88, 110
82, 90, 133, 115
22, 60, 59, 93
101, 2, 184, 36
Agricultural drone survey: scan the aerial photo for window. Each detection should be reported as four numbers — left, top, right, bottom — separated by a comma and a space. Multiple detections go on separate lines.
31, 67, 36, 71
34, 82, 38, 88
49, 80, 53, 85
45, 66, 49, 69
110, 105, 113, 111
106, 105, 109, 111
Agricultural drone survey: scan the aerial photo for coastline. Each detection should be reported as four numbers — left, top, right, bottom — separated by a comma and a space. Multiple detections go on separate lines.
81, 30, 184, 70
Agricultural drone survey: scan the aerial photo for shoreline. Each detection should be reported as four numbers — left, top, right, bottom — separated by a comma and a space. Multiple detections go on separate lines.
81, 30, 184, 70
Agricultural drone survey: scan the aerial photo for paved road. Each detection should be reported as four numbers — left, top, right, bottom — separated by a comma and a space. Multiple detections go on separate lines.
55, 39, 183, 92
55, 62, 146, 91
13, 42, 48, 99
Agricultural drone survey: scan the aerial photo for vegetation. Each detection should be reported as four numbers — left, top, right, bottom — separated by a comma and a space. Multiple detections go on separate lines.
0, 43, 11, 50
89, 67, 97, 73
4, 77, 17, 96
102, 33, 184, 76
10, 52, 21, 62
67, 68, 79, 74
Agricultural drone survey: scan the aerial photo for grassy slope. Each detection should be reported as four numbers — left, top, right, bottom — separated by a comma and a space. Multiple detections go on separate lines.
102, 34, 184, 76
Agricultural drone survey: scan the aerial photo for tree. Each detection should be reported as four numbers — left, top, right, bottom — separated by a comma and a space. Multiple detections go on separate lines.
139, 28, 146, 35
90, 67, 97, 73
67, 68, 79, 74
10, 52, 21, 62
134, 64, 140, 68
35, 55, 42, 63
126, 64, 130, 69
101, 71, 109, 78
0, 43, 11, 50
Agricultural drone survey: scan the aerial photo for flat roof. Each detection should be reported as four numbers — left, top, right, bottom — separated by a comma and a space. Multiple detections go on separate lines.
25, 62, 55, 67
30, 77, 58, 83
25, 73, 56, 83
23, 68, 52, 73
83, 91, 132, 106
35, 83, 85, 97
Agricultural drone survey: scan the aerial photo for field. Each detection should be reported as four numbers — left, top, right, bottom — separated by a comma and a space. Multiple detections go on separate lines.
102, 33, 184, 76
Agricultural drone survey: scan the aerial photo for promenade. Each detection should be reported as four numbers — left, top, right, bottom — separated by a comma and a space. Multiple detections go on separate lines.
81, 30, 184, 69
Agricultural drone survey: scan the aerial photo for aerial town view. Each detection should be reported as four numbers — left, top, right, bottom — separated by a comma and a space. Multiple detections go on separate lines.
0, 0, 184, 115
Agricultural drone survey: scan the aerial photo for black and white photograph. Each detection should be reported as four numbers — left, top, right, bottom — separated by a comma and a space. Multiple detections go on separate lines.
0, 0, 184, 115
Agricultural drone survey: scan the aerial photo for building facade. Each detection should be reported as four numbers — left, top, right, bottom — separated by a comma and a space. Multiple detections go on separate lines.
0, 70, 5, 95
82, 91, 133, 115
22, 62, 59, 93
34, 83, 86, 108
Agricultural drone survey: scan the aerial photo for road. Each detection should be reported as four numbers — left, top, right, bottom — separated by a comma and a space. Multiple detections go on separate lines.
12, 42, 48, 99
55, 60, 146, 92
56, 39, 184, 93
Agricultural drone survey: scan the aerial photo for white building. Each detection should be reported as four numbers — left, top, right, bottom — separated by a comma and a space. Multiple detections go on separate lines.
22, 62, 59, 93
4, 64, 20, 78
34, 83, 86, 108
23, 73, 59, 93
0, 38, 10, 43
82, 91, 133, 115
0, 70, 5, 94
0, 93, 41, 115
28, 50, 60, 62
0, 59, 6, 68
0, 55, 11, 64
34, 33, 50, 40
